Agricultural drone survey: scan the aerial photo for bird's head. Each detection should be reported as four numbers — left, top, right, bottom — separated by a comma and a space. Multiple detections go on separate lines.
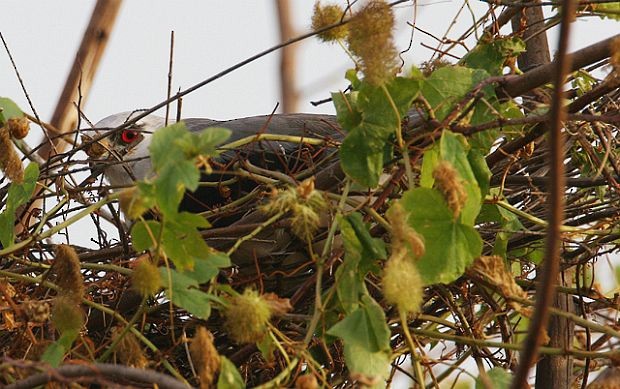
89, 111, 169, 188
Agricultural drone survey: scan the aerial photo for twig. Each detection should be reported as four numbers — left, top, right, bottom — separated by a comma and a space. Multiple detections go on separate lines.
510, 0, 576, 386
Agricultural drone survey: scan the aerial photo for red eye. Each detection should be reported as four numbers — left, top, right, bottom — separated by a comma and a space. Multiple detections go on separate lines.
121, 130, 138, 144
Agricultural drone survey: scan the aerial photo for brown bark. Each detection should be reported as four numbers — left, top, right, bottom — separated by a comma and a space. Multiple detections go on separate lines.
39, 0, 122, 159
275, 0, 298, 113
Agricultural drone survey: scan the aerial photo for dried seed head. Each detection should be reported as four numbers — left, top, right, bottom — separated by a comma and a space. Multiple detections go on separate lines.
311, 2, 348, 42
224, 289, 272, 344
52, 295, 84, 334
387, 202, 425, 258
383, 249, 424, 315
588, 366, 620, 389
53, 244, 84, 301
296, 374, 319, 389
23, 300, 51, 323
0, 127, 24, 183
469, 255, 528, 312
131, 259, 162, 297
261, 178, 326, 241
119, 187, 149, 219
262, 292, 293, 316
7, 117, 29, 139
432, 161, 467, 218
190, 326, 221, 388
113, 327, 148, 368
347, 0, 398, 85
81, 134, 107, 158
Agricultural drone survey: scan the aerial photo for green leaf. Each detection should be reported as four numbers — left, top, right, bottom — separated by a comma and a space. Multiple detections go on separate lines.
0, 97, 24, 124
197, 127, 231, 155
461, 37, 525, 75
468, 150, 491, 197
162, 212, 211, 270
439, 131, 482, 225
327, 295, 390, 353
345, 213, 386, 265
476, 367, 512, 389
332, 91, 362, 130
335, 259, 365, 314
182, 251, 231, 283
421, 66, 490, 121
0, 163, 39, 247
336, 213, 382, 313
343, 344, 390, 389
401, 188, 482, 285
218, 356, 245, 388
41, 329, 78, 367
340, 125, 386, 187
130, 220, 161, 252
358, 77, 420, 126
594, 2, 620, 20
160, 268, 213, 319
336, 76, 420, 187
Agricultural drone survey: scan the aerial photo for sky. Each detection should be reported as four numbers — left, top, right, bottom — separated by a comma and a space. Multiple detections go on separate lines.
1, 2, 618, 387
2, 1, 617, 129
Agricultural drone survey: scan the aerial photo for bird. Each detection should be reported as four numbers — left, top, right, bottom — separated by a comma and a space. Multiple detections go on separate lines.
89, 111, 346, 264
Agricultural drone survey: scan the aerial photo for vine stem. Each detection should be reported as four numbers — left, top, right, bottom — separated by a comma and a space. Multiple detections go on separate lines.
97, 296, 148, 362
226, 211, 284, 256
304, 180, 351, 345
0, 193, 119, 257
399, 311, 426, 387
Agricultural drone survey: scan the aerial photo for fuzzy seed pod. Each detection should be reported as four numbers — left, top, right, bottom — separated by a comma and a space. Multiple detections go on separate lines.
52, 295, 84, 334
383, 250, 424, 315
23, 300, 51, 323
190, 326, 221, 388
131, 259, 162, 297
0, 127, 24, 183
295, 374, 319, 389
311, 2, 348, 42
114, 327, 148, 368
224, 289, 272, 344
53, 245, 84, 301
432, 161, 467, 218
7, 116, 29, 139
387, 202, 425, 258
119, 187, 148, 220
347, 0, 398, 85
261, 178, 326, 241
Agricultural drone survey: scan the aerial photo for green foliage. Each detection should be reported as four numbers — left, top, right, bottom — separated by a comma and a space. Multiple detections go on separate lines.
399, 188, 482, 285
0, 97, 24, 124
461, 36, 525, 75
149, 123, 230, 216
0, 163, 39, 247
159, 267, 216, 320
337, 76, 420, 187
41, 330, 79, 367
328, 295, 391, 387
477, 367, 513, 389
218, 356, 245, 388
335, 213, 385, 313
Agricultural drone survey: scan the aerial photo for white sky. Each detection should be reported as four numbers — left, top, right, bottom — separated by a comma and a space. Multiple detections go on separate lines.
1, 2, 617, 387
2, 1, 617, 128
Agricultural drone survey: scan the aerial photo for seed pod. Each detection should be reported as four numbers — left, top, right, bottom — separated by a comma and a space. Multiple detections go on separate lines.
53, 245, 84, 301
0, 127, 24, 183
131, 259, 161, 297
224, 289, 272, 344
190, 326, 221, 388
7, 116, 29, 139
311, 3, 348, 42
383, 250, 424, 315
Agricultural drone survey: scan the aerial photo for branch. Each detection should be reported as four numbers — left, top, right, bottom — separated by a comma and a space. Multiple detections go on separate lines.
498, 34, 618, 99
4, 363, 191, 389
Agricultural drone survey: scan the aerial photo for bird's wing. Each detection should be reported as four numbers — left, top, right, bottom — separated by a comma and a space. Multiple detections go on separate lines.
183, 113, 342, 141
